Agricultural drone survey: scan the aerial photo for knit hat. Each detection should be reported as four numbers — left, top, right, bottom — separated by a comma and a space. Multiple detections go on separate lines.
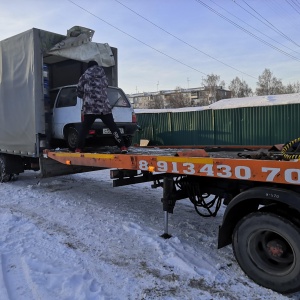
87, 61, 98, 68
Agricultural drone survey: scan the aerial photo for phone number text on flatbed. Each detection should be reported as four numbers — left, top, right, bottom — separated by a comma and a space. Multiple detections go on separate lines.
138, 159, 300, 185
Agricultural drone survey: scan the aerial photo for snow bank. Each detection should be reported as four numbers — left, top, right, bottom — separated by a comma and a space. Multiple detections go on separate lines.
135, 93, 300, 113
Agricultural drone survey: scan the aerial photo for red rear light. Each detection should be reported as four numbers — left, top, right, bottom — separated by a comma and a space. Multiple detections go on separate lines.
89, 130, 96, 135
132, 112, 137, 123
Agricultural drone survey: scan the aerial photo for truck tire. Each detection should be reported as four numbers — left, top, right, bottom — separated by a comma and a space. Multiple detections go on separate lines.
232, 212, 300, 293
0, 155, 12, 183
67, 127, 79, 149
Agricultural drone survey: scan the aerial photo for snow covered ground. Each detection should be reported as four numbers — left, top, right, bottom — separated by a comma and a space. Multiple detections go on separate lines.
0, 169, 299, 300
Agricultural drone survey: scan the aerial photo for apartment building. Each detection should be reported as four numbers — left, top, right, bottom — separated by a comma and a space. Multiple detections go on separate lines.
127, 86, 231, 109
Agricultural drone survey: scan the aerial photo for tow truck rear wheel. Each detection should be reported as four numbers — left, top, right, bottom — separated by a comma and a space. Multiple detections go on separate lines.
232, 212, 300, 294
0, 155, 12, 183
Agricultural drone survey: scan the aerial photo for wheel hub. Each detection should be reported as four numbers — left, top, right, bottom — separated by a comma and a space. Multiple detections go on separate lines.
266, 239, 286, 258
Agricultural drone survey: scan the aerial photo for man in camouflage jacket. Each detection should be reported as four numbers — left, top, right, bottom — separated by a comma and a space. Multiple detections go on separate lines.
76, 61, 127, 153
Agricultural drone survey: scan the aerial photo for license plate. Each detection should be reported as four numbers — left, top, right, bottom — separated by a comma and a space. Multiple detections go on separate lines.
103, 128, 124, 134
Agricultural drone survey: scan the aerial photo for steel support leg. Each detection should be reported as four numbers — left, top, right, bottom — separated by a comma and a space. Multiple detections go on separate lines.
160, 176, 175, 239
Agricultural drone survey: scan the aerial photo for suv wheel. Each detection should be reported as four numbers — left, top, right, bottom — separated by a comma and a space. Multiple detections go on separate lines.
67, 127, 79, 149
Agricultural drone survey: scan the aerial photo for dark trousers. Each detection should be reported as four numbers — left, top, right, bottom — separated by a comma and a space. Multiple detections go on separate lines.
77, 113, 125, 149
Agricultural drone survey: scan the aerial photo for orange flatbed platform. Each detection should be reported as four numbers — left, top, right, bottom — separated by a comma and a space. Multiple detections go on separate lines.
44, 145, 300, 186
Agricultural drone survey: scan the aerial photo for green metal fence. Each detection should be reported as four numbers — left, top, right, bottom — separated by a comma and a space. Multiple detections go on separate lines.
133, 104, 300, 146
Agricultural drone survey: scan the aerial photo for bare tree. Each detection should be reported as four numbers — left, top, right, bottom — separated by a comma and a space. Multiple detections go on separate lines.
147, 94, 165, 109
284, 83, 295, 94
202, 74, 225, 103
228, 77, 253, 98
283, 81, 300, 94
256, 69, 284, 95
165, 87, 191, 108
290, 81, 300, 93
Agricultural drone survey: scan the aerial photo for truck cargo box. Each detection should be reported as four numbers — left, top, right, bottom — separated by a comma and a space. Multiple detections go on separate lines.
0, 26, 117, 157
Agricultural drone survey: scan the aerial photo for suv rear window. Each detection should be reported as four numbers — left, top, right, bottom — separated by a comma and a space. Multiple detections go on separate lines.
107, 87, 130, 108
56, 87, 77, 108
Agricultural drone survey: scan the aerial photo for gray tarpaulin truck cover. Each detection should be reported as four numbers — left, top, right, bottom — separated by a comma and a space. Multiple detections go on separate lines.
48, 26, 115, 67
0, 26, 114, 156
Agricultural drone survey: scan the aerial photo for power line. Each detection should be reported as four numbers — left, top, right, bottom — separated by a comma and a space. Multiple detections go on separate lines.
241, 0, 300, 48
266, 0, 300, 39
67, 0, 207, 76
211, 0, 300, 56
113, 0, 256, 79
265, 0, 292, 19
285, 0, 300, 14
194, 0, 300, 62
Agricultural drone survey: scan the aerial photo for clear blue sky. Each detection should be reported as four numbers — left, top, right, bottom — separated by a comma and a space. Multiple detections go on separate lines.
1, 0, 299, 94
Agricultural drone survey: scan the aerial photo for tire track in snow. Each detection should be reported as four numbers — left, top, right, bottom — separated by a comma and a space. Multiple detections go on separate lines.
0, 254, 41, 300
0, 255, 10, 300
0, 205, 107, 299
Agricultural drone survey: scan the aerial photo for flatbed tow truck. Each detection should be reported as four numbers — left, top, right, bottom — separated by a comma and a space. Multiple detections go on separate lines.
43, 143, 300, 294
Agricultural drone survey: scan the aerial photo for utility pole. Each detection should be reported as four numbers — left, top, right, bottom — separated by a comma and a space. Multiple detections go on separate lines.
157, 81, 159, 91
187, 77, 190, 89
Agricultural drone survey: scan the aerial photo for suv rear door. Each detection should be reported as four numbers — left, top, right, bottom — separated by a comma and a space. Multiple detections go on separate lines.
51, 86, 81, 139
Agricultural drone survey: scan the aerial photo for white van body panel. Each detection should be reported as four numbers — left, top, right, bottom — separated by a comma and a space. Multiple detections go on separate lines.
52, 98, 82, 139
51, 85, 136, 148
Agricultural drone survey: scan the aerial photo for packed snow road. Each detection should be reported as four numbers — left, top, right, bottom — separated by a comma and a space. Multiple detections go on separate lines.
0, 169, 299, 300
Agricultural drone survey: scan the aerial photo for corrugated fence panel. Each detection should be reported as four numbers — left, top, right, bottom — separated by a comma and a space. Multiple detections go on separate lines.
240, 106, 271, 145
213, 108, 242, 145
134, 113, 172, 145
152, 112, 172, 145
134, 103, 300, 146
171, 110, 214, 145
133, 114, 154, 145
269, 104, 300, 144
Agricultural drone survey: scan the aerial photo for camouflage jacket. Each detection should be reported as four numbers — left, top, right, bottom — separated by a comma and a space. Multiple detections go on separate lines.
76, 65, 112, 115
